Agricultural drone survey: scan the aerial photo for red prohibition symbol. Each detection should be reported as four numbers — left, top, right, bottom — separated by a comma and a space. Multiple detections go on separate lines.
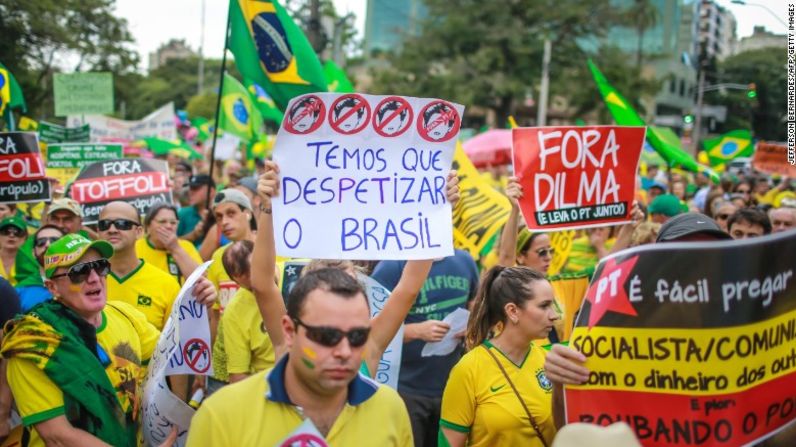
284, 95, 326, 135
329, 94, 371, 135
373, 96, 413, 137
416, 100, 461, 143
182, 338, 211, 374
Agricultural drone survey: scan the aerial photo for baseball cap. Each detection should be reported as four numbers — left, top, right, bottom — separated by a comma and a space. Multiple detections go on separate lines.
48, 198, 83, 218
0, 216, 27, 232
656, 213, 732, 242
188, 174, 215, 188
648, 194, 684, 217
213, 188, 252, 211
236, 176, 257, 196
44, 234, 114, 278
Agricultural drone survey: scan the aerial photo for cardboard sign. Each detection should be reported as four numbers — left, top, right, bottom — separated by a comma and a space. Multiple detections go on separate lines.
53, 72, 114, 116
67, 102, 177, 142
752, 141, 796, 178
70, 158, 172, 224
512, 126, 645, 231
38, 121, 91, 144
46, 143, 123, 188
358, 274, 403, 389
0, 132, 52, 204
142, 262, 213, 447
451, 142, 512, 259
564, 232, 796, 446
273, 93, 463, 260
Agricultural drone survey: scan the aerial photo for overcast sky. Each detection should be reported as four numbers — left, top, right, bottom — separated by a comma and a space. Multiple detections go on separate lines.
114, 0, 786, 71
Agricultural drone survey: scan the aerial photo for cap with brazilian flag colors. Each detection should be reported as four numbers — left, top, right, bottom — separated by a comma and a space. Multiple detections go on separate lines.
44, 234, 113, 279
228, 0, 328, 112
703, 129, 754, 170
219, 72, 263, 142
587, 60, 718, 183
0, 216, 27, 232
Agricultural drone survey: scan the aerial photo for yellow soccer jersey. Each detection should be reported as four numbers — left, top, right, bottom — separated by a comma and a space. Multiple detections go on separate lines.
222, 288, 275, 375
440, 340, 556, 447
7, 302, 159, 447
135, 237, 202, 285
186, 356, 413, 447
0, 261, 16, 286
107, 260, 182, 330
207, 245, 239, 312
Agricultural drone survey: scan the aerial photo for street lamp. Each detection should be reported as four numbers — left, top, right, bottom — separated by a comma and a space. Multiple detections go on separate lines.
730, 0, 787, 27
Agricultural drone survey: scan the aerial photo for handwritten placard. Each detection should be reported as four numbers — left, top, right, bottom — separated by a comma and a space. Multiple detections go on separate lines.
272, 93, 463, 260
358, 274, 403, 389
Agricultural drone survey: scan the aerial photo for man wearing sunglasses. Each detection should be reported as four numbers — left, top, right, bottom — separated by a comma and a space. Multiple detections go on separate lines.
98, 202, 183, 330
15, 225, 64, 312
188, 268, 413, 446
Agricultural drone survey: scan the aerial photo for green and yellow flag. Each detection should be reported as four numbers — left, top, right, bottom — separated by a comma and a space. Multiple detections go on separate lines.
228, 0, 328, 112
323, 60, 355, 93
142, 137, 203, 160
588, 60, 719, 183
245, 78, 284, 124
218, 72, 263, 141
0, 62, 27, 117
703, 129, 754, 171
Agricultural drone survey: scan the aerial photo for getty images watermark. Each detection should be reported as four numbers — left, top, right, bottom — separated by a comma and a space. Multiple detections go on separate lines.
789, 4, 796, 165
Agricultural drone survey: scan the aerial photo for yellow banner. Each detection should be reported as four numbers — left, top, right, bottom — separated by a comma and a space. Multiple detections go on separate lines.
548, 230, 575, 276
451, 142, 511, 259
568, 309, 796, 395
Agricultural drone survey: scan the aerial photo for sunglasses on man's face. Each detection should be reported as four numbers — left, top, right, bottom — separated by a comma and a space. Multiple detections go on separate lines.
34, 236, 60, 248
0, 226, 25, 237
292, 317, 370, 348
51, 259, 111, 284
98, 218, 140, 232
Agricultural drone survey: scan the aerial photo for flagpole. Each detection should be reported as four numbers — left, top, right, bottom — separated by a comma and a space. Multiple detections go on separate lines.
207, 4, 232, 208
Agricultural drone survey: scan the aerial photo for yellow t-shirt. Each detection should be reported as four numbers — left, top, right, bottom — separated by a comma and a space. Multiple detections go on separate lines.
560, 236, 616, 274
222, 288, 275, 376
7, 302, 160, 447
440, 340, 556, 447
0, 261, 17, 286
135, 237, 202, 285
207, 244, 239, 312
186, 357, 413, 446
107, 260, 181, 330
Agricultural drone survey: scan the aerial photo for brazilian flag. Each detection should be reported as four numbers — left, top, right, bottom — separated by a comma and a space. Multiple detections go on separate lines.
142, 137, 203, 160
228, 0, 328, 112
0, 61, 27, 119
588, 60, 718, 183
218, 72, 263, 142
703, 129, 754, 171
245, 78, 284, 124
323, 60, 355, 93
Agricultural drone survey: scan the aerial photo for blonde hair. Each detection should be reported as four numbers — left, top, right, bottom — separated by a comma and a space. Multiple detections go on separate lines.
631, 222, 661, 247
302, 259, 363, 276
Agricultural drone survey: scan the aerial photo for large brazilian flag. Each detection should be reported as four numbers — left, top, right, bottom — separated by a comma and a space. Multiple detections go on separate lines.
228, 0, 328, 112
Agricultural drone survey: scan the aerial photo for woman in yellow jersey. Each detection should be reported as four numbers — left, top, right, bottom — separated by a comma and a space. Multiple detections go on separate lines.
439, 266, 559, 447
136, 203, 201, 285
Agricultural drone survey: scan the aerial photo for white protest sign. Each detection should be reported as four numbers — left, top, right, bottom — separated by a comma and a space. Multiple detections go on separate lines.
142, 261, 212, 447
277, 419, 329, 447
359, 274, 403, 389
67, 102, 177, 142
273, 93, 463, 260
207, 133, 241, 160
421, 307, 469, 357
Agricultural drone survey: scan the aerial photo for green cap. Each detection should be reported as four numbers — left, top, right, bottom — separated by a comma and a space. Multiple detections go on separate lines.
0, 216, 27, 232
648, 194, 684, 218
44, 234, 114, 278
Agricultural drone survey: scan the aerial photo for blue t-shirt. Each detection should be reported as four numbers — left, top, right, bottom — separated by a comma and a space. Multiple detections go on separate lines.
371, 250, 479, 397
177, 206, 203, 248
16, 285, 52, 312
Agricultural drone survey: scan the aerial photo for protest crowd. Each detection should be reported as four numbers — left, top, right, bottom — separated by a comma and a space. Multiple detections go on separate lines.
0, 1, 794, 447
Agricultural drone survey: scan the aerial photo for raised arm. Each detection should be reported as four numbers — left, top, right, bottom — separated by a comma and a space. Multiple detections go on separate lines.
498, 177, 523, 267
251, 161, 288, 357
609, 201, 644, 254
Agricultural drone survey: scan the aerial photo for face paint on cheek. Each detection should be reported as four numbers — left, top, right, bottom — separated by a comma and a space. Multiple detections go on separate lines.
301, 347, 317, 369
68, 283, 81, 293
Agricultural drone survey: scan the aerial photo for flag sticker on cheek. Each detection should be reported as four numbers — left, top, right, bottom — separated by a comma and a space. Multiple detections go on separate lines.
301, 346, 317, 369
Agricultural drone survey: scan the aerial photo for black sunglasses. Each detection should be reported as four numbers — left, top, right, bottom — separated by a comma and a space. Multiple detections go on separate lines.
535, 247, 555, 258
51, 259, 111, 284
0, 226, 25, 237
34, 236, 60, 248
98, 219, 140, 231
292, 317, 370, 348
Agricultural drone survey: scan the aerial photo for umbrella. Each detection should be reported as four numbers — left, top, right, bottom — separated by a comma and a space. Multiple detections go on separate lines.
462, 129, 512, 168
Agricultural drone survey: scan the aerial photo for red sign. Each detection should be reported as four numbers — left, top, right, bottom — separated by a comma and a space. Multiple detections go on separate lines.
182, 338, 211, 374
417, 100, 460, 142
752, 141, 796, 178
373, 96, 413, 137
284, 95, 326, 135
329, 94, 370, 135
512, 126, 645, 231
0, 132, 51, 204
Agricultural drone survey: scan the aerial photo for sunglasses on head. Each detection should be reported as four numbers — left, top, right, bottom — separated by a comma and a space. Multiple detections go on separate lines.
0, 226, 25, 237
51, 258, 111, 284
535, 247, 555, 258
292, 317, 370, 348
34, 236, 60, 248
98, 218, 140, 231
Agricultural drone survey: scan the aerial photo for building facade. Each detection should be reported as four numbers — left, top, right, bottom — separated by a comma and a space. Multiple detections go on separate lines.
148, 39, 196, 71
736, 26, 785, 54
363, 0, 426, 55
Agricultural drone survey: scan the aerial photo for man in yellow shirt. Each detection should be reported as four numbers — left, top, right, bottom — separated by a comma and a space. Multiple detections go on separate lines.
136, 202, 202, 285
187, 268, 413, 446
220, 240, 275, 383
97, 202, 182, 329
